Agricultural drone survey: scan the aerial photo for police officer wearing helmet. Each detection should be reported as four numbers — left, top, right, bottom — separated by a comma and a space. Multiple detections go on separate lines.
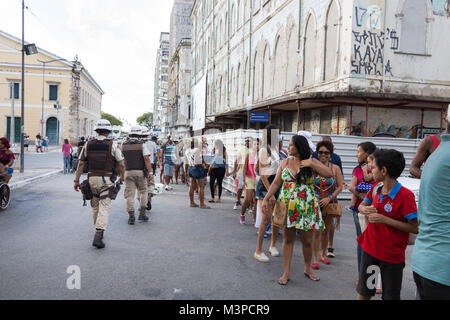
140, 126, 157, 210
74, 119, 125, 249
122, 125, 153, 224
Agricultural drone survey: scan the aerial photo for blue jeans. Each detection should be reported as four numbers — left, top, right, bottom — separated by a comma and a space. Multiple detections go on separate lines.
63, 155, 71, 174
353, 210, 362, 274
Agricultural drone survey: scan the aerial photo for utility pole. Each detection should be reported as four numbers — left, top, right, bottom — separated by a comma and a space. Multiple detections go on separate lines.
20, 0, 25, 173
10, 82, 15, 144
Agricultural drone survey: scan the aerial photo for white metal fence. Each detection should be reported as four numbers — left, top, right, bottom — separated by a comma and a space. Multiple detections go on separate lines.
200, 130, 421, 200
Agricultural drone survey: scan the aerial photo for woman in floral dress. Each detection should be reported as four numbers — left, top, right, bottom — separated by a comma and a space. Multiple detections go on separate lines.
263, 135, 332, 285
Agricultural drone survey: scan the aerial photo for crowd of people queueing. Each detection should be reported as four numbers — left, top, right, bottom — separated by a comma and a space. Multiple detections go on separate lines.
170, 114, 450, 300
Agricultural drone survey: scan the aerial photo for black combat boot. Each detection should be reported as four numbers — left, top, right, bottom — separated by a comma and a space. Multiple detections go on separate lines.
138, 208, 149, 221
128, 211, 135, 225
146, 193, 152, 211
92, 229, 105, 249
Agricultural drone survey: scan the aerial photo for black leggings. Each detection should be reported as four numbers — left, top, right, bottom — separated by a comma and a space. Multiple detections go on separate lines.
210, 167, 226, 199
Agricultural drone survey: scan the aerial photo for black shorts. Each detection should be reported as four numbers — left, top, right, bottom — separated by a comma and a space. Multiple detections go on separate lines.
357, 249, 405, 300
255, 175, 280, 200
413, 272, 450, 300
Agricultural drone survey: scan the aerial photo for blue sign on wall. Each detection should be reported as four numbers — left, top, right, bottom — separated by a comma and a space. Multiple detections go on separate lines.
250, 112, 269, 123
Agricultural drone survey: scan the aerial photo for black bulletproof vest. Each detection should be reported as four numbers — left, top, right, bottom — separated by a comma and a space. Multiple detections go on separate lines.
86, 139, 114, 174
122, 139, 145, 171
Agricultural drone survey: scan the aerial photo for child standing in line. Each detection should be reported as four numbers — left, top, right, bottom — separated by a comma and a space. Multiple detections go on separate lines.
357, 149, 418, 300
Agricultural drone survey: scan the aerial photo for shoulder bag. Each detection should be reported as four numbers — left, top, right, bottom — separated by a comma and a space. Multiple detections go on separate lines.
322, 164, 342, 217
272, 158, 290, 229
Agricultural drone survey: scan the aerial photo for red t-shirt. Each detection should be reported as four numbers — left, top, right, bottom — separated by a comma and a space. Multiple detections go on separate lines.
0, 150, 15, 166
352, 165, 376, 209
357, 182, 418, 264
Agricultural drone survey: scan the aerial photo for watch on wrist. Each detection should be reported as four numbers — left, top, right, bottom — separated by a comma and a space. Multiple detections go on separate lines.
74, 180, 79, 183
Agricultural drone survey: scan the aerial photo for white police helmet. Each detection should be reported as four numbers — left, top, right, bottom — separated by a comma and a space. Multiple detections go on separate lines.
94, 119, 112, 132
129, 125, 143, 136
140, 126, 150, 136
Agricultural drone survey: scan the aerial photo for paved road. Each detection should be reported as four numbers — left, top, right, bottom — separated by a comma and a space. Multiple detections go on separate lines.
0, 173, 417, 300
23, 149, 63, 169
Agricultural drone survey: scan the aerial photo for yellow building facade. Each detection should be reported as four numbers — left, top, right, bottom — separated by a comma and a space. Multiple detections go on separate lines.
0, 30, 103, 145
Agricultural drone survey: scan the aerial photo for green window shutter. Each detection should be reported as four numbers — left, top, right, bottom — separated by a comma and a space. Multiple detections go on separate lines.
13, 83, 20, 99
49, 85, 58, 101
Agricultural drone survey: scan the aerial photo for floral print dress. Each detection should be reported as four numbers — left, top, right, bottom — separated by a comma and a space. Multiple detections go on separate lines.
276, 167, 324, 231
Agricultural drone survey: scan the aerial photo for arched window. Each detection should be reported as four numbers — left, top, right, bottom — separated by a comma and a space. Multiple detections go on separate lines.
243, 57, 248, 105
219, 19, 223, 48
237, 0, 241, 30
303, 13, 317, 87
399, 0, 428, 55
273, 36, 285, 95
262, 44, 271, 98
324, 0, 339, 81
236, 63, 241, 107
253, 50, 261, 102
286, 25, 298, 91
231, 4, 236, 35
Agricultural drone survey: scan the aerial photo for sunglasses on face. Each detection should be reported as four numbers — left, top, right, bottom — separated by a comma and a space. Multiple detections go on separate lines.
318, 151, 331, 156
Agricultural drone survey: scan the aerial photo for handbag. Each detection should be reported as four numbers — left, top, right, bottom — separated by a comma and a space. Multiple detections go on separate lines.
273, 200, 288, 228
323, 202, 342, 216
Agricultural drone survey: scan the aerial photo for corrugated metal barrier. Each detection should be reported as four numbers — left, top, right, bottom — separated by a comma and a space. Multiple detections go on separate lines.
201, 130, 421, 200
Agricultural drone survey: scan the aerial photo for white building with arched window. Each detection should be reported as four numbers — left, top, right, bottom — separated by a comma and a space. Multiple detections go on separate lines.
190, 0, 450, 137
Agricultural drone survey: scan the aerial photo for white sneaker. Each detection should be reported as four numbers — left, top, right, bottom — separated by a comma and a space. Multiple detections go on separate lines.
269, 247, 280, 257
253, 252, 269, 263
233, 203, 240, 210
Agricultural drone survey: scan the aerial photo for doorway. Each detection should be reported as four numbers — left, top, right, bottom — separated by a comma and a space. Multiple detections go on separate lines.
46, 117, 59, 145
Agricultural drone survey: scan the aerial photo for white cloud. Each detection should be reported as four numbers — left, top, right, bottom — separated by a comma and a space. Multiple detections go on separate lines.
0, 0, 173, 125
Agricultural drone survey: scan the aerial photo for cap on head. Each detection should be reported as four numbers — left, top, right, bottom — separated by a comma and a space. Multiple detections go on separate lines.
297, 130, 316, 152
94, 119, 112, 132
140, 126, 150, 136
129, 125, 143, 136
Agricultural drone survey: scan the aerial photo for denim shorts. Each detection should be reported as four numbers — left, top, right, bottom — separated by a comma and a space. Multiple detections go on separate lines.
255, 175, 280, 200
164, 163, 175, 177
188, 166, 206, 180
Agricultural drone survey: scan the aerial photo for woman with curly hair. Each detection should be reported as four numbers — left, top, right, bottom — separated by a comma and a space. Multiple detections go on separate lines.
0, 137, 15, 183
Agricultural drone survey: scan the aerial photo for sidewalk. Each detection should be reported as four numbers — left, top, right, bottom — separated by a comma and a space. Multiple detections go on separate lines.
8, 168, 62, 190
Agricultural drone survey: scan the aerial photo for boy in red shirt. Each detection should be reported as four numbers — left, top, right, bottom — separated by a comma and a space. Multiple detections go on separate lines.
357, 149, 418, 300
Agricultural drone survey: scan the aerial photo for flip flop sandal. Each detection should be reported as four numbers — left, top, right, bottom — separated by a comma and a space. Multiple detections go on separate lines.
278, 278, 290, 285
190, 204, 199, 207
200, 206, 211, 209
304, 272, 320, 282
208, 199, 215, 203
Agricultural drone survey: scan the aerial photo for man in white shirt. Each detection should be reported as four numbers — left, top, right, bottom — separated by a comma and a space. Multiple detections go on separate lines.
141, 127, 157, 210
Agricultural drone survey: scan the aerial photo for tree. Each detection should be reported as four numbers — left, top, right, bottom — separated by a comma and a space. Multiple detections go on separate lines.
101, 112, 123, 126
136, 112, 153, 128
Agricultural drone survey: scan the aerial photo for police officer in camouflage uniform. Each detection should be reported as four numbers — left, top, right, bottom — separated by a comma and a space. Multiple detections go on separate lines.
122, 126, 153, 224
140, 126, 157, 210
74, 119, 125, 249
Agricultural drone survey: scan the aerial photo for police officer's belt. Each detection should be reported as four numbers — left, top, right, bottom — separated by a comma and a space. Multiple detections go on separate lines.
88, 173, 112, 177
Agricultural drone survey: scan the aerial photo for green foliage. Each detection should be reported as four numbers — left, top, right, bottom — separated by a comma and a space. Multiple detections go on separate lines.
101, 112, 123, 126
136, 112, 153, 128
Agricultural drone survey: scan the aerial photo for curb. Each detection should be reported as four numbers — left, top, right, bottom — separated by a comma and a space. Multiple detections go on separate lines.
9, 169, 63, 190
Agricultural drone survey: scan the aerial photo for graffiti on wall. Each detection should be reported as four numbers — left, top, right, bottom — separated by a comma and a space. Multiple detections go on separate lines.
431, 0, 450, 17
355, 0, 383, 29
351, 0, 398, 77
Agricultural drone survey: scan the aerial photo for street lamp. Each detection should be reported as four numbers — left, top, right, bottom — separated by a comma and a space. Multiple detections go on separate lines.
37, 58, 68, 136
20, 0, 38, 173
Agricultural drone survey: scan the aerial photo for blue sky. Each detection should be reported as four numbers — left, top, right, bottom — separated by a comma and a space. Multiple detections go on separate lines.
0, 0, 173, 128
